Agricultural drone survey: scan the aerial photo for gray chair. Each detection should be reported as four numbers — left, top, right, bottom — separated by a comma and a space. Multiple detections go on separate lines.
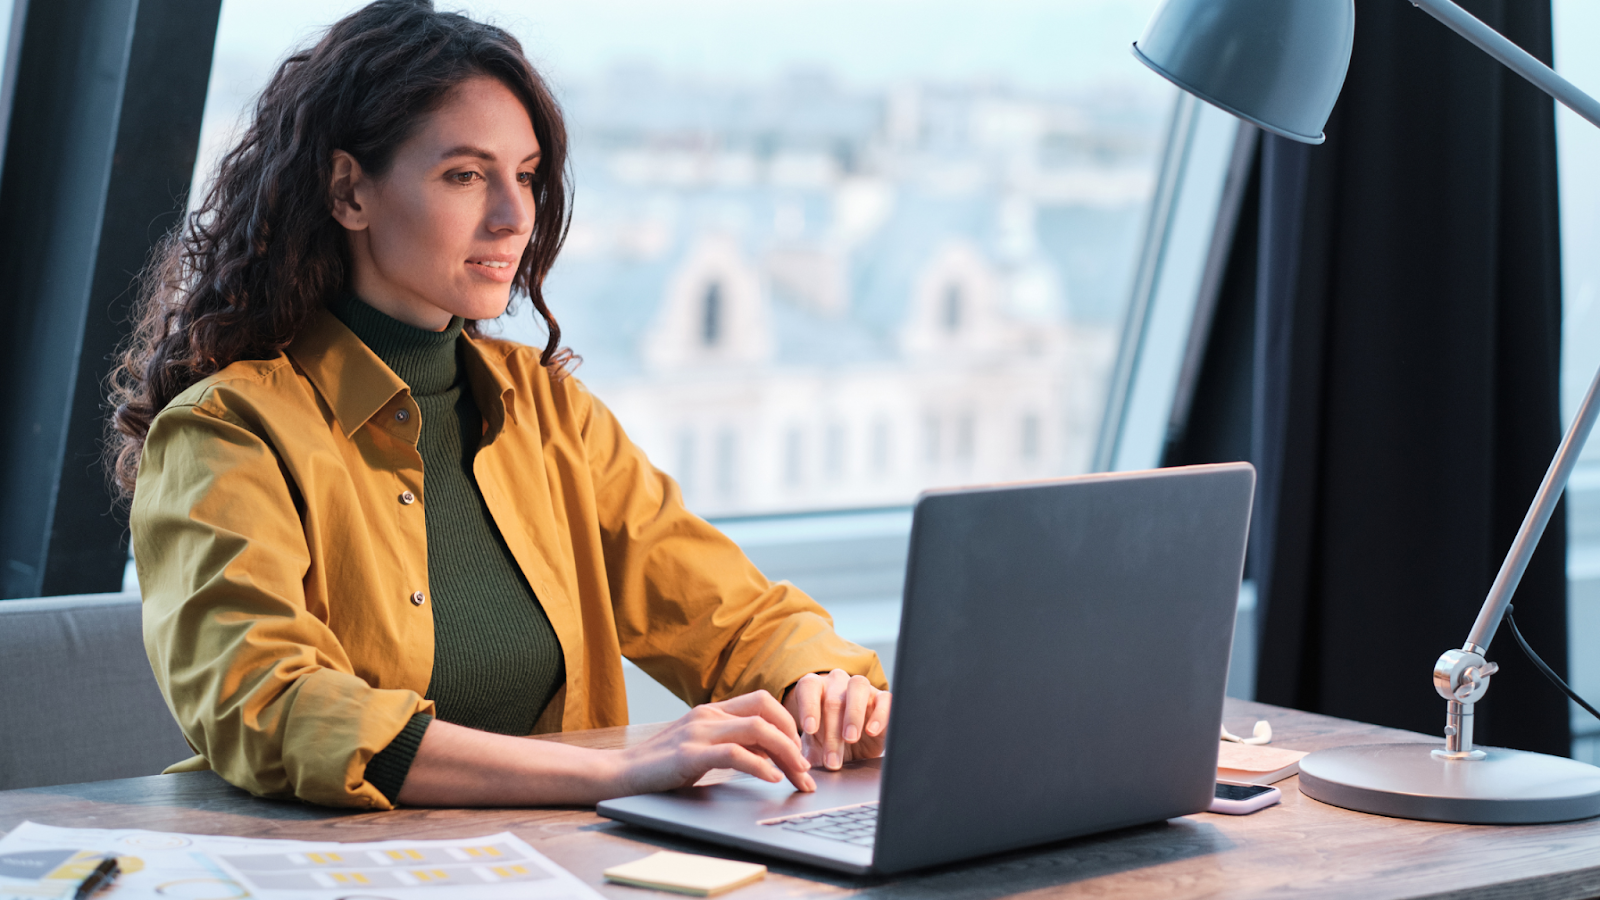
0, 591, 192, 790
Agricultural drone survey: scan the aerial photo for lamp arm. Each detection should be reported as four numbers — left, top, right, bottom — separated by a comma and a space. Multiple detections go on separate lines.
1408, 0, 1600, 131
1464, 355, 1600, 655
1402, 0, 1600, 655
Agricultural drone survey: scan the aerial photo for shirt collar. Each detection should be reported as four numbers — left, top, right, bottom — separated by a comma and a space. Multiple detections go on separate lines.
460, 333, 520, 440
287, 309, 519, 439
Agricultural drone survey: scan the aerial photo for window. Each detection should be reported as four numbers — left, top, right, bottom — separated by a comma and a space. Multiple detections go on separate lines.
955, 412, 975, 466
195, 0, 1189, 719
675, 430, 696, 500
1554, 0, 1600, 763
824, 422, 846, 479
784, 427, 805, 489
197, 0, 1173, 516
701, 282, 722, 347
1095, 94, 1244, 473
871, 415, 892, 475
0, 0, 19, 168
943, 284, 963, 333
715, 428, 739, 501
1021, 414, 1041, 462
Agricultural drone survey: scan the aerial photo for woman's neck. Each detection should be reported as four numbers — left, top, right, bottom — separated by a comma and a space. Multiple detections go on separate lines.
329, 294, 465, 395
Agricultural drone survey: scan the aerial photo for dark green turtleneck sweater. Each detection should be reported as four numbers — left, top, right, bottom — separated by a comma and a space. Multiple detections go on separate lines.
330, 296, 565, 803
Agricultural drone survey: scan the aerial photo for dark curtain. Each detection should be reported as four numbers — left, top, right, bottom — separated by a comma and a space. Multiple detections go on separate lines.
1251, 0, 1569, 755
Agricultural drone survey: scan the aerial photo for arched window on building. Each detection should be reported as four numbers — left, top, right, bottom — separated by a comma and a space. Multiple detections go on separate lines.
942, 283, 962, 333
702, 281, 723, 346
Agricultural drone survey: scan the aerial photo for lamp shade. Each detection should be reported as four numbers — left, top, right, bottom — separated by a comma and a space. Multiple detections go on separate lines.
1132, 0, 1356, 145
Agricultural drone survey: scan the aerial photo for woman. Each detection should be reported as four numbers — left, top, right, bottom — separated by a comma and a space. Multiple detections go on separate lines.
108, 0, 889, 810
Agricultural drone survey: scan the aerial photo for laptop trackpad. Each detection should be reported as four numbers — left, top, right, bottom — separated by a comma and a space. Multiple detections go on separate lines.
599, 757, 883, 832
702, 756, 883, 814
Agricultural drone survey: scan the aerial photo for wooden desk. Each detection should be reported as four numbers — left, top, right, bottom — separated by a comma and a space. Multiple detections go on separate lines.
3, 698, 1598, 899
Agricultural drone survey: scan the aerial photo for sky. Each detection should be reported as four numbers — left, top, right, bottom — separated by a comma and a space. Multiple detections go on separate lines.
208, 0, 1170, 98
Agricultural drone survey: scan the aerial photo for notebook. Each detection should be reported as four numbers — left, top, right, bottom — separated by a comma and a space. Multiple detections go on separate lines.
1217, 742, 1308, 785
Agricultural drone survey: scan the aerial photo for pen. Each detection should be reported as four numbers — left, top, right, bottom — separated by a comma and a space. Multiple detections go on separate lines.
73, 855, 120, 899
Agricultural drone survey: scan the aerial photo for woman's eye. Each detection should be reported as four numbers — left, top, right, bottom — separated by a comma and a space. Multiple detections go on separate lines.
451, 171, 482, 185
517, 172, 534, 186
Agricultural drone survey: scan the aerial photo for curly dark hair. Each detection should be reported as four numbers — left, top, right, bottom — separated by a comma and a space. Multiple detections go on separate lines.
106, 0, 572, 499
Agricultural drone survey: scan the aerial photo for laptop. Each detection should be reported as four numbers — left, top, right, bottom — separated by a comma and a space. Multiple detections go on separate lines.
598, 463, 1255, 875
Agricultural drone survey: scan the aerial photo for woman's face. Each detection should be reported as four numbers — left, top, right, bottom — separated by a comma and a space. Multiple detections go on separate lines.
330, 76, 540, 331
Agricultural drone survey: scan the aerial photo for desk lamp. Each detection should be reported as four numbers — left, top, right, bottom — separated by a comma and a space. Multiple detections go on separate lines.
1134, 0, 1600, 823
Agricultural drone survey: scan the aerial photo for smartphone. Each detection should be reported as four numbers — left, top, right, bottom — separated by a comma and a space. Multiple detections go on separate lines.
1208, 781, 1281, 815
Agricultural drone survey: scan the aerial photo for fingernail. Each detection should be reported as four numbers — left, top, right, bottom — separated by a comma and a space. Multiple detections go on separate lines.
845, 725, 859, 742
867, 720, 883, 735
806, 774, 817, 791
827, 752, 841, 769
804, 716, 817, 734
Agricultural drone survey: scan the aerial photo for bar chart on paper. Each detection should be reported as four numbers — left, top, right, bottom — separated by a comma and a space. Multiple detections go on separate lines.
214, 839, 562, 894
0, 821, 603, 900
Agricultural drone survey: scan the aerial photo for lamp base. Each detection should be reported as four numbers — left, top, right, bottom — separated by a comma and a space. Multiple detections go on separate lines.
1298, 743, 1600, 824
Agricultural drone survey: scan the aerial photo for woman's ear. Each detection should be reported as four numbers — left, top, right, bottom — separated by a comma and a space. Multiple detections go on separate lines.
329, 150, 369, 231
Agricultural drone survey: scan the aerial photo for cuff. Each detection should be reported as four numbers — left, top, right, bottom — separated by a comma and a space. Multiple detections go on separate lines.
365, 712, 433, 805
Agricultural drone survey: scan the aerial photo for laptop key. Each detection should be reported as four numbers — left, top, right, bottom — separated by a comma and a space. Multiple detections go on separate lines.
767, 802, 879, 847
784, 819, 834, 831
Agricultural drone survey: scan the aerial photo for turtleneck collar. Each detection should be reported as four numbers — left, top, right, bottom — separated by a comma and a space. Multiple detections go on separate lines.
329, 295, 466, 397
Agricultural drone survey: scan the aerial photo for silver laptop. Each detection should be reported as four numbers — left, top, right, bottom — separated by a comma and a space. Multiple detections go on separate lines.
598, 463, 1255, 875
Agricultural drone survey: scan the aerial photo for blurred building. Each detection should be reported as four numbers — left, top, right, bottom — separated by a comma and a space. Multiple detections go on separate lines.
495, 67, 1162, 514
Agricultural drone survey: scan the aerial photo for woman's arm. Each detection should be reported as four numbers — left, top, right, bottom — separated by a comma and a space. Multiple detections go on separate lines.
136, 399, 435, 810
396, 691, 815, 806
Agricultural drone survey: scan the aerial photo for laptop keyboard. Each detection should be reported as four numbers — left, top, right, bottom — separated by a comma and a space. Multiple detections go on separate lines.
761, 802, 878, 847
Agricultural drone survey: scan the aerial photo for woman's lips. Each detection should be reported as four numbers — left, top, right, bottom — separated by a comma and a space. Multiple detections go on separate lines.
467, 258, 517, 283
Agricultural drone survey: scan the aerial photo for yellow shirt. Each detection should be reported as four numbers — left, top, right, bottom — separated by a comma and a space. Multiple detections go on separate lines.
132, 310, 887, 810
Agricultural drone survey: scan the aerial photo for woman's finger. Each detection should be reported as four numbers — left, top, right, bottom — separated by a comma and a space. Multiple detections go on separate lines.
701, 714, 814, 786
864, 689, 892, 739
712, 716, 816, 791
819, 669, 851, 769
716, 690, 801, 749
786, 674, 824, 738
841, 675, 875, 745
702, 743, 785, 785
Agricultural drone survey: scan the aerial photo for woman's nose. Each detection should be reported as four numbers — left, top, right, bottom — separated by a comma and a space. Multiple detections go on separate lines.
487, 175, 533, 234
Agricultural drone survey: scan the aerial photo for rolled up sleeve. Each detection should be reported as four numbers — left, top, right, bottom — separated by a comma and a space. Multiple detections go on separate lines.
133, 400, 432, 810
577, 390, 888, 706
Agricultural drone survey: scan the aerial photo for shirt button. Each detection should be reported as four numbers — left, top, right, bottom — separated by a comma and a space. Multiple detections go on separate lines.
399, 491, 416, 505
394, 409, 409, 422
410, 591, 426, 606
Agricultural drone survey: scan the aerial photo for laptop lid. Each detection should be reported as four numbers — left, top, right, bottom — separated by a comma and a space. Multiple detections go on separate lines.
597, 463, 1254, 875
870, 463, 1254, 873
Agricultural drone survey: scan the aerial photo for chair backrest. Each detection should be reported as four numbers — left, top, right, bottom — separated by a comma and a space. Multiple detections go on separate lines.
0, 592, 192, 790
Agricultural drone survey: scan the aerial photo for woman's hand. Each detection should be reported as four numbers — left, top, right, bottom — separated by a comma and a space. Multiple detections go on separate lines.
613, 691, 817, 795
395, 688, 860, 808
784, 670, 892, 771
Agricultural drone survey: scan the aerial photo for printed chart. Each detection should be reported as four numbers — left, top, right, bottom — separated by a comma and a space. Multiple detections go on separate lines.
0, 822, 601, 900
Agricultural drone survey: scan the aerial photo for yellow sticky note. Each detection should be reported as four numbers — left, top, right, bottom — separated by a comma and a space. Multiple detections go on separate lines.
603, 850, 766, 896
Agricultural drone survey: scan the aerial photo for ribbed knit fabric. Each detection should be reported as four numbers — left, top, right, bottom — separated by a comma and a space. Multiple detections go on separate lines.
332, 296, 565, 803
365, 712, 432, 797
